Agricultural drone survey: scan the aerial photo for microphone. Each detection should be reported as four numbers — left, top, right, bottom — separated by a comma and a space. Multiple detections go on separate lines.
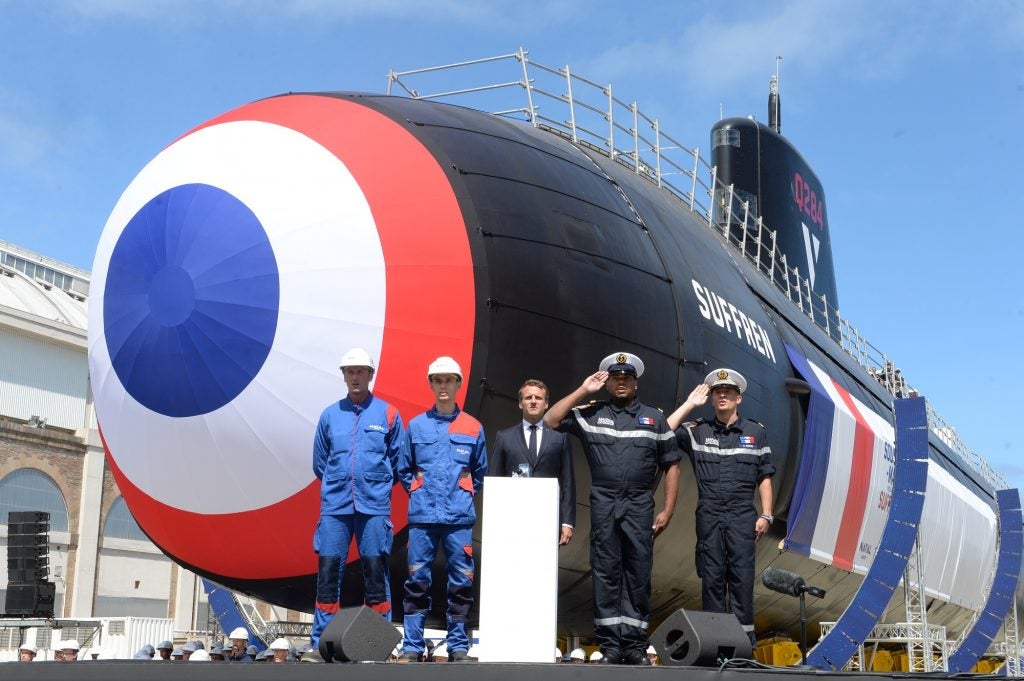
762, 567, 807, 597
761, 567, 827, 598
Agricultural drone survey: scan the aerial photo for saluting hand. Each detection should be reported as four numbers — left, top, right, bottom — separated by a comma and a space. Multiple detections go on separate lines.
687, 383, 710, 408
582, 371, 608, 394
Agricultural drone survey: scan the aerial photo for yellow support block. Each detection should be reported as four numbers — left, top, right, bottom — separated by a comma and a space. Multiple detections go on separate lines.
754, 641, 803, 666
869, 649, 894, 672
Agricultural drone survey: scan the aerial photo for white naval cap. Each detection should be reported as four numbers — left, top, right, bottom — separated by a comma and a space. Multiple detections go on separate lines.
599, 352, 644, 377
704, 367, 747, 393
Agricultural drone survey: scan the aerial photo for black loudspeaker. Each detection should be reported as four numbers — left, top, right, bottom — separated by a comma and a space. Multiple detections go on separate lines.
318, 605, 402, 662
8, 511, 49, 524
4, 582, 55, 617
8, 567, 49, 583
7, 510, 50, 584
650, 609, 753, 666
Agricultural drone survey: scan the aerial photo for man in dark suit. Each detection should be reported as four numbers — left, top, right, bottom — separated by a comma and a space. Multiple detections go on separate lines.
490, 379, 576, 544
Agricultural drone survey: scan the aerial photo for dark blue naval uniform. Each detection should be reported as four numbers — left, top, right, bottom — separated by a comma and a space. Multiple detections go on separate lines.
677, 417, 773, 644
558, 399, 679, 657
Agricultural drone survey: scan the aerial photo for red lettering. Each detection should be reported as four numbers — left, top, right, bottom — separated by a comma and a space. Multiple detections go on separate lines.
793, 171, 825, 230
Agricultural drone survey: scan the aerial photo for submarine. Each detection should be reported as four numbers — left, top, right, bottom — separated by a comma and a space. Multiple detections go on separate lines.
87, 49, 1018, 659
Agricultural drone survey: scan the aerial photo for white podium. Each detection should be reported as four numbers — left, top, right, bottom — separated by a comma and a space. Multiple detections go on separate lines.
476, 476, 559, 662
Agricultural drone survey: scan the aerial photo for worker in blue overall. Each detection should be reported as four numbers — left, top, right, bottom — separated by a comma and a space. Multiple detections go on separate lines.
311, 348, 406, 649
397, 356, 487, 663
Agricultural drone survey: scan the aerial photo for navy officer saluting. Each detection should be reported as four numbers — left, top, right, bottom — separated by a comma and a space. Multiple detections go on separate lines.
544, 352, 679, 665
667, 368, 774, 646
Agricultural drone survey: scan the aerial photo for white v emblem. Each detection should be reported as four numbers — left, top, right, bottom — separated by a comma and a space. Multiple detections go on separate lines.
802, 221, 820, 289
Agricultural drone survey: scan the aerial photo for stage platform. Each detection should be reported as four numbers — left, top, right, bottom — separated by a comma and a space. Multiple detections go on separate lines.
0, 660, 1009, 681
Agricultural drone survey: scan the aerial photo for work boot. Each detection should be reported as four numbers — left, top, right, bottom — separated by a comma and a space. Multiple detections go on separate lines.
449, 650, 472, 662
598, 649, 622, 664
396, 651, 422, 663
622, 649, 652, 666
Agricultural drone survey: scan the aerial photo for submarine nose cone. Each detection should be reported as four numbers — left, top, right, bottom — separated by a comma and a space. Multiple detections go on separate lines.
89, 94, 475, 589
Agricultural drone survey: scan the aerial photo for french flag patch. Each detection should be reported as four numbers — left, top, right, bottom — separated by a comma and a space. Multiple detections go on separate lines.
639, 416, 655, 426
739, 436, 756, 447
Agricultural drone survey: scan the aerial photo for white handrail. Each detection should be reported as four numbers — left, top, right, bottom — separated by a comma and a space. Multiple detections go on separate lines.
386, 48, 1007, 491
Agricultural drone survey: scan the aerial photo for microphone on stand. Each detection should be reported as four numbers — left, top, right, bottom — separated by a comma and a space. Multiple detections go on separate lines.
762, 566, 805, 596
761, 567, 826, 667
762, 567, 827, 598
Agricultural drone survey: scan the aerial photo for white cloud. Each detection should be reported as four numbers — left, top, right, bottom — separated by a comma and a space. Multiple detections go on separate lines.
579, 0, 1024, 98
51, 0, 573, 28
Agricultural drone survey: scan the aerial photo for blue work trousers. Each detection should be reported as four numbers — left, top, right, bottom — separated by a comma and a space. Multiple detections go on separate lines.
311, 513, 393, 647
401, 524, 474, 655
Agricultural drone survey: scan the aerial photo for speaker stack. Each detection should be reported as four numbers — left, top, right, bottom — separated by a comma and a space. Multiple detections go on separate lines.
5, 511, 55, 617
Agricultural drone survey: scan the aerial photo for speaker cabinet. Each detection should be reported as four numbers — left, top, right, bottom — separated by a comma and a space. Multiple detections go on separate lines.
4, 582, 55, 617
318, 605, 401, 662
650, 609, 753, 666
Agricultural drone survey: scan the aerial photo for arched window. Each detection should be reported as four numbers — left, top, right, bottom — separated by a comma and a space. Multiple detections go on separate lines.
102, 497, 148, 541
0, 469, 69, 532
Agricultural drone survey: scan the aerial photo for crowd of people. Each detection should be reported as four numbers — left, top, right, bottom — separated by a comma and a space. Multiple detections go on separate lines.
13, 627, 303, 663
311, 348, 775, 665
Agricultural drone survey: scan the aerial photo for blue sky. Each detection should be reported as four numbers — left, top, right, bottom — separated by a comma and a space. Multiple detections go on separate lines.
2, 0, 1022, 489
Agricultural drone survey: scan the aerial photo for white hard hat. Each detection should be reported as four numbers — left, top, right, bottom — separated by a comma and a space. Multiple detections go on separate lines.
19, 644, 37, 654
229, 627, 249, 640
269, 638, 290, 651
339, 347, 375, 371
555, 647, 562, 660
570, 648, 586, 660
647, 645, 657, 655
61, 639, 80, 651
589, 650, 603, 661
427, 356, 462, 379
189, 649, 210, 662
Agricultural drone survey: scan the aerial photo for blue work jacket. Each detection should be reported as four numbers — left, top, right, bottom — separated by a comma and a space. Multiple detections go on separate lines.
313, 393, 406, 516
401, 406, 487, 525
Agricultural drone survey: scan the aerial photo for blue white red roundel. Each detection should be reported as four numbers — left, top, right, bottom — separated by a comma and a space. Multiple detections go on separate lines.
88, 95, 475, 579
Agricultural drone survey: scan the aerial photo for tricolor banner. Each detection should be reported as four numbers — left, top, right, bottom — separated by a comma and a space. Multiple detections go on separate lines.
784, 344, 896, 573
784, 344, 996, 609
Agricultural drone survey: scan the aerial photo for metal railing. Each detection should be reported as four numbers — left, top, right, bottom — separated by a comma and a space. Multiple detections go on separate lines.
386, 48, 1006, 491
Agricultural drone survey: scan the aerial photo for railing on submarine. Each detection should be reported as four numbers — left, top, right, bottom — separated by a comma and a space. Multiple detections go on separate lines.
386, 47, 1006, 492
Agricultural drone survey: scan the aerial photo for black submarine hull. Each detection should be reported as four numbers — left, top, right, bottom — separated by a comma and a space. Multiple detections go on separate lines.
89, 91, 1007, 644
